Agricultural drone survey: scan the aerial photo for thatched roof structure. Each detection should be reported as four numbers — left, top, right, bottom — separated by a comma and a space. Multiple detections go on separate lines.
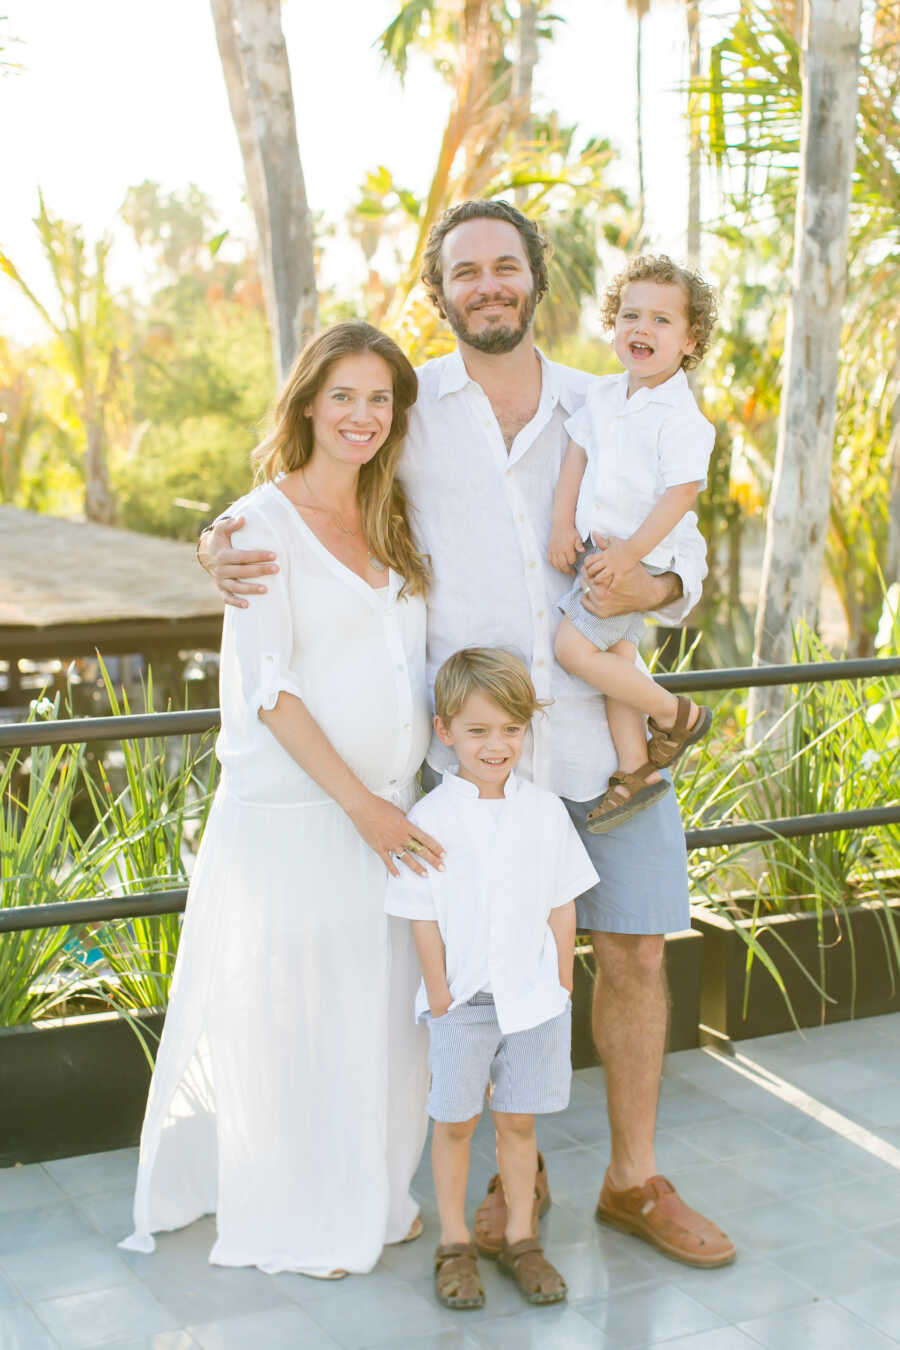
1, 508, 223, 659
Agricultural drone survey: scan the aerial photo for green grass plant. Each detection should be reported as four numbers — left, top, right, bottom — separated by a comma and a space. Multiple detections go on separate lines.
0, 699, 111, 1024
78, 665, 218, 1011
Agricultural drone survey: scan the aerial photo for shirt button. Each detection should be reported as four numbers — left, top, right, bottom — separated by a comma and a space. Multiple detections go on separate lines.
528, 560, 537, 570
536, 659, 545, 668
518, 513, 526, 522
404, 723, 411, 731
389, 778, 397, 785
396, 663, 405, 671
537, 609, 545, 618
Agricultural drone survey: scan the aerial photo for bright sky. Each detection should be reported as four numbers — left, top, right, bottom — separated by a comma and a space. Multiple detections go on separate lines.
1, 0, 702, 342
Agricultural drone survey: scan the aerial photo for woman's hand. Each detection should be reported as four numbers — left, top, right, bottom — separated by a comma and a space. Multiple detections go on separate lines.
199, 517, 280, 608
349, 794, 445, 878
548, 522, 584, 575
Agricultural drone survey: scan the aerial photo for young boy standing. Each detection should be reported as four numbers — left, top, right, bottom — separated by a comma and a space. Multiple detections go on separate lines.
385, 648, 599, 1311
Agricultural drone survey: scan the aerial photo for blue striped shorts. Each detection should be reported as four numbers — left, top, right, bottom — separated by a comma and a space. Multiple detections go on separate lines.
424, 993, 572, 1122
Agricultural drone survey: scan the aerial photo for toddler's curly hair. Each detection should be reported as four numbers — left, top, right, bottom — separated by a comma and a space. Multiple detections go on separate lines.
601, 255, 718, 371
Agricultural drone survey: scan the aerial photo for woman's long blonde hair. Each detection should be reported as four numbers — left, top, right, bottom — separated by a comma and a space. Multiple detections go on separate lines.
253, 322, 429, 597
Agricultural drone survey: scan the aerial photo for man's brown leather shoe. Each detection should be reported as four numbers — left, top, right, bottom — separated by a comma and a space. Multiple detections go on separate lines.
473, 1153, 551, 1257
595, 1170, 736, 1268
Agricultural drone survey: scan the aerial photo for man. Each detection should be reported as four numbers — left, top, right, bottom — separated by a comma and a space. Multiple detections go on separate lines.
200, 199, 734, 1268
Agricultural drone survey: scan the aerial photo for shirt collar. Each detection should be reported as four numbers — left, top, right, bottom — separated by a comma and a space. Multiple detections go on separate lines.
441, 766, 520, 799
434, 344, 577, 416
617, 366, 689, 413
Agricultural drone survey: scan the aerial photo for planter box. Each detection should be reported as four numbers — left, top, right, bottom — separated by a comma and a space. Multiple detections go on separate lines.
0, 1008, 165, 1167
572, 927, 703, 1069
693, 899, 900, 1042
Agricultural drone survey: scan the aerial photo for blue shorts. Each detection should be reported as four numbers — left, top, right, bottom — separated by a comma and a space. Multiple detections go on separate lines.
425, 994, 572, 1123
563, 772, 690, 936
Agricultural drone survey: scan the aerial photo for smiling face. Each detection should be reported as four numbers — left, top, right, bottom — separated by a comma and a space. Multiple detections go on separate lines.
435, 689, 528, 798
438, 218, 537, 355
613, 280, 697, 392
304, 351, 395, 469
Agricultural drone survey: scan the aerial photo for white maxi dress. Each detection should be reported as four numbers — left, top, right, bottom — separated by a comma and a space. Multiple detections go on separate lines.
121, 482, 432, 1275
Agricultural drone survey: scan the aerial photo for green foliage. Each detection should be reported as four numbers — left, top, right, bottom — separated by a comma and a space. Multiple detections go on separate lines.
690, 0, 900, 655
0, 700, 109, 1025
78, 667, 218, 1010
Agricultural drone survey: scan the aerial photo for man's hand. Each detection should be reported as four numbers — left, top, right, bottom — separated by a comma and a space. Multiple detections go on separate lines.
198, 517, 279, 608
548, 522, 585, 575
580, 536, 682, 619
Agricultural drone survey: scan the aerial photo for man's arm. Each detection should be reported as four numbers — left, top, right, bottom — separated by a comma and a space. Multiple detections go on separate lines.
198, 517, 280, 608
580, 517, 707, 626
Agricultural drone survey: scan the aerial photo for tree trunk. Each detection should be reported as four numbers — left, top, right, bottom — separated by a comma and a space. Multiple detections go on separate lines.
210, 0, 317, 384
635, 10, 645, 241
686, 0, 701, 269
83, 415, 117, 525
886, 343, 900, 585
514, 0, 538, 205
748, 0, 861, 742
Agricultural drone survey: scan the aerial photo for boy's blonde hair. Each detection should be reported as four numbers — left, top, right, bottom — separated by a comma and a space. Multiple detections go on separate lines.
434, 648, 549, 726
601, 254, 718, 370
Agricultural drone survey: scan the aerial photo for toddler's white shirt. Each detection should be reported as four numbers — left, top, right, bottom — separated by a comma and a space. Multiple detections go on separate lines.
569, 369, 715, 573
384, 769, 599, 1034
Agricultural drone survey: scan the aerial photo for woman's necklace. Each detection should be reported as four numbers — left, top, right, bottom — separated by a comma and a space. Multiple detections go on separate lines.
301, 468, 386, 571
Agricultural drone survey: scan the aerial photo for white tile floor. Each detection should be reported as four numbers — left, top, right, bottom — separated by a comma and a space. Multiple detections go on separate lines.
3, 1014, 900, 1349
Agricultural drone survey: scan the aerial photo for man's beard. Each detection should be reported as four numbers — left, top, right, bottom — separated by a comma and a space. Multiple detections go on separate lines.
442, 287, 537, 354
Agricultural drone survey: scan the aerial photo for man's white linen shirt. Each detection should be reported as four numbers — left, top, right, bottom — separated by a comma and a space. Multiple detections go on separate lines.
398, 348, 708, 801
384, 769, 599, 1034
569, 369, 715, 573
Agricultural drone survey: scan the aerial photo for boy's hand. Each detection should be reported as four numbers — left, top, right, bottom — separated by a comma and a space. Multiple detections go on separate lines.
428, 988, 452, 1018
586, 535, 638, 592
548, 523, 585, 575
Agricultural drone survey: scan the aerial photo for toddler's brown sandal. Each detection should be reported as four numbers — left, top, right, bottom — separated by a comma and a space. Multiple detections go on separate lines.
433, 1242, 485, 1309
473, 1153, 551, 1258
586, 764, 669, 834
647, 696, 712, 769
497, 1237, 567, 1305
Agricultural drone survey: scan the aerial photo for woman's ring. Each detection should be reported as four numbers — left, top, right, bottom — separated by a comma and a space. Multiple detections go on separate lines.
405, 839, 423, 854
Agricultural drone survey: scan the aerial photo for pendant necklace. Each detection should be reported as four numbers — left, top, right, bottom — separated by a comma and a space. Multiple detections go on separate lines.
301, 468, 385, 571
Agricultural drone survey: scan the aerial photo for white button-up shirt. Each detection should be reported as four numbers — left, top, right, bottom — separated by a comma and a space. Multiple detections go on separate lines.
569, 369, 715, 572
384, 769, 599, 1034
399, 348, 707, 801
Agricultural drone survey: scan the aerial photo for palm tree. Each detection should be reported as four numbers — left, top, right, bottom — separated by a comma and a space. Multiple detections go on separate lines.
0, 197, 125, 523
209, 0, 317, 384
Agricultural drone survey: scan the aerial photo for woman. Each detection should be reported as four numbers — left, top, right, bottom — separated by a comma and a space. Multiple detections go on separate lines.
121, 322, 443, 1277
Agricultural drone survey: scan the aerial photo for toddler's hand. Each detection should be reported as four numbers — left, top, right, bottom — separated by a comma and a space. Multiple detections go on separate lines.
548, 524, 584, 575
589, 536, 638, 592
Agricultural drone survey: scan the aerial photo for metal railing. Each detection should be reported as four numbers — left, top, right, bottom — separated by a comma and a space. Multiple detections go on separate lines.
2, 655, 900, 935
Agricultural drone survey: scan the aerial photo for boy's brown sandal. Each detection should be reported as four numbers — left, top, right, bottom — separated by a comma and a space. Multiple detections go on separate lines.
646, 697, 712, 769
497, 1237, 567, 1305
473, 1152, 551, 1257
595, 1171, 736, 1268
433, 1242, 485, 1309
585, 764, 669, 834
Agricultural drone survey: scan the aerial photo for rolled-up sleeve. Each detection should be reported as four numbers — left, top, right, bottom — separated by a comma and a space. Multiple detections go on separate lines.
224, 510, 306, 718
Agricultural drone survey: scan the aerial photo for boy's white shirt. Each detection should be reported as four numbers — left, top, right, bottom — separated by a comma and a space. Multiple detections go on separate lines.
568, 368, 715, 573
384, 768, 599, 1035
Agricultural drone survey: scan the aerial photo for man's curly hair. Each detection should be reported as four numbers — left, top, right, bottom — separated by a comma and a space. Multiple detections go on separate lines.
601, 255, 718, 371
421, 199, 551, 315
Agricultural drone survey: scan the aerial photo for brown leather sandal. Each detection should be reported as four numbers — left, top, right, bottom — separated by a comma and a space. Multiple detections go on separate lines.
647, 696, 712, 768
474, 1153, 551, 1258
586, 763, 669, 834
433, 1242, 485, 1309
497, 1237, 567, 1305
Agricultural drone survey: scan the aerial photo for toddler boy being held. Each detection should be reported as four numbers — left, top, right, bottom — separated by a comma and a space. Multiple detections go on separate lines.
549, 255, 718, 834
384, 648, 598, 1311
